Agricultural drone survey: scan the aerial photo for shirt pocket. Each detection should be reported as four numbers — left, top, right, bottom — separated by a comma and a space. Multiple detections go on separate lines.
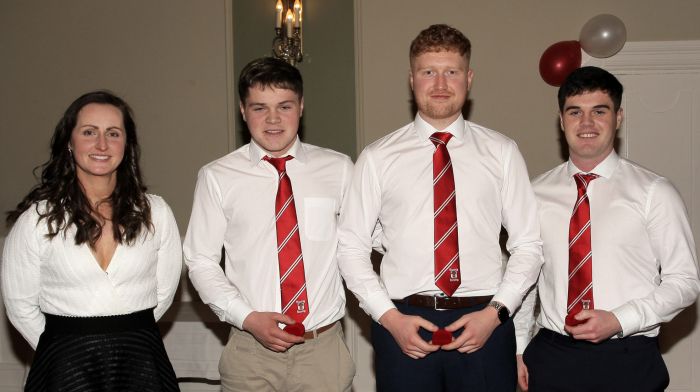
303, 197, 337, 241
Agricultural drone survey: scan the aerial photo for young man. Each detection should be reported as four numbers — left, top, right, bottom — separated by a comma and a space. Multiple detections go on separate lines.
338, 24, 543, 390
515, 66, 700, 391
184, 57, 355, 391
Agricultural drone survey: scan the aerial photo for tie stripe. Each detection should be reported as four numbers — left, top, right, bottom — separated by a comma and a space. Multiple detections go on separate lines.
433, 161, 452, 185
430, 135, 447, 145
568, 221, 591, 248
434, 190, 456, 218
572, 193, 588, 215
568, 252, 592, 279
435, 253, 460, 281
280, 254, 304, 283
282, 283, 307, 314
276, 194, 294, 221
567, 282, 593, 313
435, 221, 458, 250
277, 224, 299, 252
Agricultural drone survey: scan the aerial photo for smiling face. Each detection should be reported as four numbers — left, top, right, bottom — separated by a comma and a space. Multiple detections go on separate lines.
70, 103, 126, 186
560, 90, 623, 172
240, 85, 303, 157
410, 50, 473, 130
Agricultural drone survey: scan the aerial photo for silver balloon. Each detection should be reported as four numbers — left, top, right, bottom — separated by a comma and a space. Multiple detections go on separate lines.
579, 14, 627, 58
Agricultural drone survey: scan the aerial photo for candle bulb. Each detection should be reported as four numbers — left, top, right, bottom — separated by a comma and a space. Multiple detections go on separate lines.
285, 9, 293, 37
294, 0, 302, 28
275, 0, 283, 29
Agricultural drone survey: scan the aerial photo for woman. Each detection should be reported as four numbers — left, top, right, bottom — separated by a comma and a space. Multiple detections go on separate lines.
2, 91, 182, 391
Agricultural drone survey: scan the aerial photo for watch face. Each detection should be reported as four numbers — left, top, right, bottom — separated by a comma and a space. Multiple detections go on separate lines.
498, 307, 509, 323
489, 301, 509, 324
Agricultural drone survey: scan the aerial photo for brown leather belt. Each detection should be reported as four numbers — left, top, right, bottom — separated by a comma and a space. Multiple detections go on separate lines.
394, 294, 493, 310
303, 321, 337, 339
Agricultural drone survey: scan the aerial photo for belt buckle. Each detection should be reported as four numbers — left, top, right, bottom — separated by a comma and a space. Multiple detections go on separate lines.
433, 294, 446, 310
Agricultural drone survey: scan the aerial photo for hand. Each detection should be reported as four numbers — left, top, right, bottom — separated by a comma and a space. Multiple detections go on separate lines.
242, 311, 305, 352
379, 308, 440, 359
441, 307, 500, 353
517, 354, 529, 391
564, 309, 622, 343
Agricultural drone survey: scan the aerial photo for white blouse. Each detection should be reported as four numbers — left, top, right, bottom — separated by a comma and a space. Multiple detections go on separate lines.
1, 194, 183, 349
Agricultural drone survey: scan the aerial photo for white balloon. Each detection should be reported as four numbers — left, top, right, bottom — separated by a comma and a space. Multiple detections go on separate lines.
579, 14, 627, 58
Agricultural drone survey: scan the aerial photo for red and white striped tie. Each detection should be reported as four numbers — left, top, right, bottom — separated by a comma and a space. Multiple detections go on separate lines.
430, 132, 461, 297
265, 156, 309, 325
566, 172, 598, 326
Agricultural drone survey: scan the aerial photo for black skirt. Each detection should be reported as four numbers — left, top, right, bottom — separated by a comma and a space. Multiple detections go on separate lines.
25, 309, 180, 392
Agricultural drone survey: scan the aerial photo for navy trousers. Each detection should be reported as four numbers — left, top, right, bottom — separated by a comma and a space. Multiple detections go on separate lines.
372, 301, 516, 392
523, 329, 669, 392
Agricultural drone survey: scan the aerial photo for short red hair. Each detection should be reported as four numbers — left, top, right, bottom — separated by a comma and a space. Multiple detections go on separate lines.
410, 24, 471, 63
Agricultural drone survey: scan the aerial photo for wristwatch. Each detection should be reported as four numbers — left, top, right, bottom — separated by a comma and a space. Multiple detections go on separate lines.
488, 301, 510, 324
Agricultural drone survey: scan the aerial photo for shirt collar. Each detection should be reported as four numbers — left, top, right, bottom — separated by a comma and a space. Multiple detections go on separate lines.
248, 136, 306, 167
414, 113, 466, 144
566, 150, 619, 179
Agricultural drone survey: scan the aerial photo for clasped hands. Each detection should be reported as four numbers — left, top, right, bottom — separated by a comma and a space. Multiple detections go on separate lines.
378, 307, 501, 359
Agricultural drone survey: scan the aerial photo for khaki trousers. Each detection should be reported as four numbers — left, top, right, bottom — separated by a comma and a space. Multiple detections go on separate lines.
219, 321, 355, 392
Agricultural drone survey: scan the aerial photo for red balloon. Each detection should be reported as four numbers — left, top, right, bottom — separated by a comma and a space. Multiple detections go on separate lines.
539, 40, 582, 86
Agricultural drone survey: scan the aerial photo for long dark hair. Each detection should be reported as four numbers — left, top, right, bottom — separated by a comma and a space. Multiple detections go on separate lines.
6, 90, 152, 247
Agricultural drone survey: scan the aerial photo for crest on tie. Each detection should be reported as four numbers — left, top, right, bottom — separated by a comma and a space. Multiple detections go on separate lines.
449, 268, 459, 282
296, 300, 307, 314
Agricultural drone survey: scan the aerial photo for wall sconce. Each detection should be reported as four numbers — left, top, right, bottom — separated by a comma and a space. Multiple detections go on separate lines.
273, 0, 303, 65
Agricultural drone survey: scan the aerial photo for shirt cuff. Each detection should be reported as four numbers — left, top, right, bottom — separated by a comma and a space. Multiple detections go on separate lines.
515, 335, 531, 355
226, 298, 255, 330
365, 294, 398, 323
611, 302, 639, 338
492, 287, 521, 316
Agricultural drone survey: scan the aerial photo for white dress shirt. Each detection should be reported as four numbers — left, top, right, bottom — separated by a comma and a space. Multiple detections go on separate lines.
337, 113, 543, 321
1, 194, 183, 349
514, 152, 700, 353
183, 138, 353, 331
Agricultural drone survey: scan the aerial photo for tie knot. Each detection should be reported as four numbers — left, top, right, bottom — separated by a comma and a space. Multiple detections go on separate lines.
430, 132, 453, 147
574, 173, 598, 190
264, 155, 293, 173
